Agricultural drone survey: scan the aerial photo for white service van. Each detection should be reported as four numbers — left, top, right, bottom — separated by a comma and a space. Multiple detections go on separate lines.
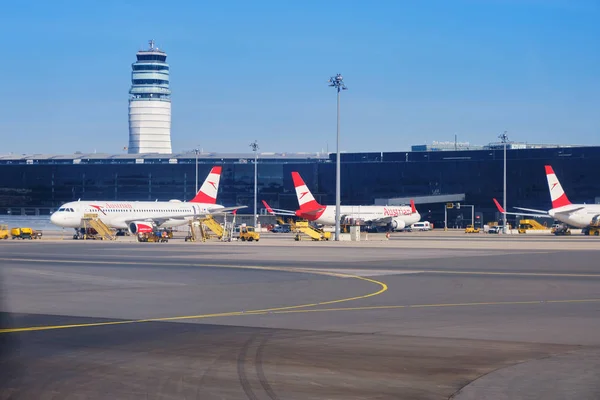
410, 221, 431, 231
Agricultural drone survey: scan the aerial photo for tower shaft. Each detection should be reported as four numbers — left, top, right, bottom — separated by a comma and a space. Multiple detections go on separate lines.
128, 40, 172, 154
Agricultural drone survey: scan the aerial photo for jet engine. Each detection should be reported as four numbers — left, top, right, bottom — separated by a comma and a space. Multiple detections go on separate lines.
390, 218, 406, 231
128, 221, 155, 234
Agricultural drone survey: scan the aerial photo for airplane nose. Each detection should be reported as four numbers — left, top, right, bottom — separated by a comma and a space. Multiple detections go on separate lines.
50, 213, 59, 225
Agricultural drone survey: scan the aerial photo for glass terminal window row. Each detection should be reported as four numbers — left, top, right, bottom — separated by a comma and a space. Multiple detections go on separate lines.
133, 65, 169, 71
137, 55, 167, 62
131, 94, 170, 99
132, 79, 169, 85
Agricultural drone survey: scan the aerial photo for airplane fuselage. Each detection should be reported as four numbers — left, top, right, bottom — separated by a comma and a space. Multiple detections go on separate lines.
50, 200, 224, 230
298, 205, 421, 227
549, 204, 600, 228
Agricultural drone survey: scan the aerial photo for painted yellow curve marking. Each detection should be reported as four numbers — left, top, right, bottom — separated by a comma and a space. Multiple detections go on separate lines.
0, 262, 387, 334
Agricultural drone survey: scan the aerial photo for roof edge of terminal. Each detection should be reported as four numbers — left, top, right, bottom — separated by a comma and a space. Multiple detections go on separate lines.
1, 144, 599, 162
0, 151, 332, 161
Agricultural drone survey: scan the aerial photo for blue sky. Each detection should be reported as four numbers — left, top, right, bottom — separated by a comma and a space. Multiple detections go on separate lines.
1, 0, 598, 154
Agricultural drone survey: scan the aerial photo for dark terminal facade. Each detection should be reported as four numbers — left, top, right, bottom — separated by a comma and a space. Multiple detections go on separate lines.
1, 145, 599, 227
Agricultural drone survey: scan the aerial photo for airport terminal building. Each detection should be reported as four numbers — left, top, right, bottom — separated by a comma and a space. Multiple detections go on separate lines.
2, 144, 600, 228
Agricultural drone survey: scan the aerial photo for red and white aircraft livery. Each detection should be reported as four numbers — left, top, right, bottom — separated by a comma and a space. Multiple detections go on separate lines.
264, 171, 421, 230
494, 165, 600, 228
50, 166, 245, 233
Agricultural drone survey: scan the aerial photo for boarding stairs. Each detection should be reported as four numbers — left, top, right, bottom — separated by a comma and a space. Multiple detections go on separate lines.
80, 213, 115, 240
186, 215, 234, 242
276, 217, 298, 230
186, 220, 204, 242
294, 221, 331, 241
201, 216, 224, 239
518, 219, 550, 234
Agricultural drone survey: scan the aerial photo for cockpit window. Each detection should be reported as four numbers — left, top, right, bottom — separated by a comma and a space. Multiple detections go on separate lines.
58, 208, 65, 212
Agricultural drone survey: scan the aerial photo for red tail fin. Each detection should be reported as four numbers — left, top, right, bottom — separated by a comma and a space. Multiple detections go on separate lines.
262, 200, 275, 215
545, 165, 571, 208
191, 166, 222, 203
410, 200, 417, 214
291, 171, 322, 211
493, 198, 505, 213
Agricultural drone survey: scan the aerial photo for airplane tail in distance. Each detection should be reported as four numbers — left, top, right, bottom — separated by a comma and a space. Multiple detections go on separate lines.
545, 165, 571, 208
410, 200, 417, 214
291, 172, 322, 211
191, 166, 222, 204
493, 198, 505, 213
262, 200, 275, 215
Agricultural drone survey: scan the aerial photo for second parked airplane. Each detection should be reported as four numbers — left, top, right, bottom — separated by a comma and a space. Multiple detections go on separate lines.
264, 171, 421, 230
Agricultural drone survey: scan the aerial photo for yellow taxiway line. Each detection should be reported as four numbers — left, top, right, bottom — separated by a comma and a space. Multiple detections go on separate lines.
0, 261, 387, 334
2, 257, 599, 334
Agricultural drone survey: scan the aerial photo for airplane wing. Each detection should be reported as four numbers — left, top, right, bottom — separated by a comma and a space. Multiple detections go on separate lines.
514, 207, 549, 214
261, 200, 296, 216
123, 206, 247, 226
503, 211, 551, 218
301, 207, 327, 217
553, 206, 585, 214
493, 198, 551, 218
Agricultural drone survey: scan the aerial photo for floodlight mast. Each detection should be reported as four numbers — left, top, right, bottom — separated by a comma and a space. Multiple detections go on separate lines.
328, 73, 347, 241
250, 140, 259, 227
194, 148, 199, 193
499, 131, 509, 234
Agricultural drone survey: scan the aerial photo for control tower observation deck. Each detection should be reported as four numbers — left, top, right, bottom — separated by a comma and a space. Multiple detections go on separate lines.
128, 40, 172, 154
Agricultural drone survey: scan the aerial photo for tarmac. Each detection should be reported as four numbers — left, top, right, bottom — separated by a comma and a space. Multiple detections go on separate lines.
1, 231, 600, 399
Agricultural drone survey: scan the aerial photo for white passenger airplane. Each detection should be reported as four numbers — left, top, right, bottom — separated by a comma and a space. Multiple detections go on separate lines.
263, 171, 421, 230
50, 166, 245, 233
494, 165, 600, 228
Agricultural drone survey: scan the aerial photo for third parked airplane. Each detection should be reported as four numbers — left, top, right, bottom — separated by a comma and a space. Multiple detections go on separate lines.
494, 165, 600, 229
264, 171, 421, 231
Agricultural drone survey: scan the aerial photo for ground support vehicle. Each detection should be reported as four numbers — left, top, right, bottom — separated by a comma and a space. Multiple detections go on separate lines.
465, 225, 480, 233
239, 225, 260, 242
11, 227, 34, 239
585, 215, 600, 236
552, 225, 571, 236
137, 231, 169, 243
0, 224, 9, 239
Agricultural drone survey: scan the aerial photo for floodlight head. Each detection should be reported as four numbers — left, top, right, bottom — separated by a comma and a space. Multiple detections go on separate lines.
328, 73, 347, 91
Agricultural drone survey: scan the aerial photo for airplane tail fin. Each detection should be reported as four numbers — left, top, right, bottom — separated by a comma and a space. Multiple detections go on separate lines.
191, 166, 222, 204
545, 165, 571, 208
410, 200, 417, 214
493, 198, 505, 213
262, 200, 275, 215
291, 172, 323, 211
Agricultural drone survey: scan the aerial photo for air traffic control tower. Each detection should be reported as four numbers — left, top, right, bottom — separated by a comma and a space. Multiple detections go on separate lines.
128, 40, 172, 154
